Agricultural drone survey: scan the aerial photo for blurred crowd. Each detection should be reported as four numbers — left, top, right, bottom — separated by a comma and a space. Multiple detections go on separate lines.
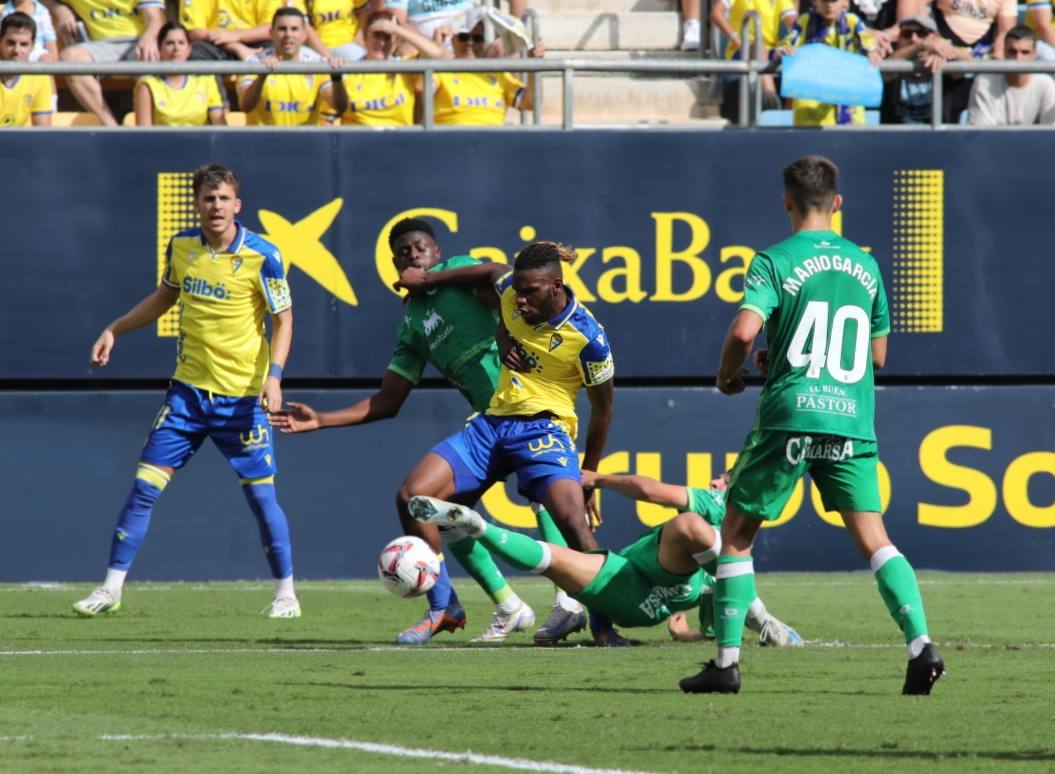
0, 0, 541, 126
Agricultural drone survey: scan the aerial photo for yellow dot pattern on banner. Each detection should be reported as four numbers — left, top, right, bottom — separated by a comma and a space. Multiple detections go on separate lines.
891, 169, 943, 333
156, 173, 196, 338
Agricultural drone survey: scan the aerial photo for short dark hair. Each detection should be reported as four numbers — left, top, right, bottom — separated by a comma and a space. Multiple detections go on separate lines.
1005, 25, 1037, 46
158, 21, 190, 46
388, 218, 436, 248
192, 164, 240, 198
514, 241, 574, 272
272, 6, 306, 26
1, 11, 37, 41
782, 155, 839, 214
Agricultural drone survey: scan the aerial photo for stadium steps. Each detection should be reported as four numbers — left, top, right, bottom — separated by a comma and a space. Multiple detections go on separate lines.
529, 0, 724, 125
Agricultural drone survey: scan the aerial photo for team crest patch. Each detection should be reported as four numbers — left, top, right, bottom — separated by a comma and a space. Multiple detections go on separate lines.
267, 277, 292, 309
557, 456, 568, 467
511, 308, 522, 319
549, 333, 563, 352
231, 257, 243, 274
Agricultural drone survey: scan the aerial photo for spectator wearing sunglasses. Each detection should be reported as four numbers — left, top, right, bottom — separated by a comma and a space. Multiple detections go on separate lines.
425, 6, 542, 125
880, 15, 956, 123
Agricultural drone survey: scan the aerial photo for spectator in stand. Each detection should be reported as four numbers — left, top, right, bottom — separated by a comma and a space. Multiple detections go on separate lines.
46, 0, 165, 126
1026, 0, 1055, 61
384, 0, 527, 48
968, 25, 1055, 124
681, 0, 700, 51
134, 22, 227, 126
779, 0, 881, 126
308, 0, 377, 60
880, 15, 956, 123
848, 0, 916, 56
330, 10, 449, 126
0, 0, 56, 60
424, 6, 541, 125
0, 12, 52, 125
182, 0, 333, 61
710, 0, 797, 120
237, 7, 348, 125
922, 0, 1017, 120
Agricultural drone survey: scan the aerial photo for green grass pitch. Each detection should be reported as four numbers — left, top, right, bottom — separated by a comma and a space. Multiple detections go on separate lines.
2, 573, 1053, 773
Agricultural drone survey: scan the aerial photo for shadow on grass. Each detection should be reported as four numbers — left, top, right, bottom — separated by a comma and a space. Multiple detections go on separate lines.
290, 681, 674, 695
738, 747, 1055, 763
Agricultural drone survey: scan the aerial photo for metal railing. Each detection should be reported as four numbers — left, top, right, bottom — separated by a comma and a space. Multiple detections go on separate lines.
5, 56, 1055, 129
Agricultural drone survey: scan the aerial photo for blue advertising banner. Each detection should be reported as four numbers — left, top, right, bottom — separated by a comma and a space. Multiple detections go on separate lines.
0, 130, 1048, 380
3, 385, 1053, 582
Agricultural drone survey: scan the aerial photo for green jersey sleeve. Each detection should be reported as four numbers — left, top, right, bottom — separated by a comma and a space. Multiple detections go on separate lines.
685, 487, 726, 528
871, 270, 891, 338
439, 254, 482, 270
387, 319, 428, 385
740, 253, 781, 323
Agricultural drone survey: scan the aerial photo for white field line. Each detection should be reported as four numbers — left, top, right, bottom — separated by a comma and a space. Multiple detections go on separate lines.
99, 732, 660, 774
2, 642, 1054, 657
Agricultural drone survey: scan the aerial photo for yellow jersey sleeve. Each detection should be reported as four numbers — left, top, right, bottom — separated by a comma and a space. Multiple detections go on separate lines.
255, 0, 307, 26
500, 71, 524, 108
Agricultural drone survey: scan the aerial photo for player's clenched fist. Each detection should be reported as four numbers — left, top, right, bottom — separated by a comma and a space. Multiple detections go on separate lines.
90, 329, 116, 367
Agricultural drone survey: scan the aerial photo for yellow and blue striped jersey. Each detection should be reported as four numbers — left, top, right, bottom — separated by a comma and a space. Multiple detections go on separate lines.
486, 272, 614, 439
162, 223, 292, 398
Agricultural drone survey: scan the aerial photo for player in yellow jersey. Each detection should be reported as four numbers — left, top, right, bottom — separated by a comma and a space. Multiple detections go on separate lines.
0, 12, 52, 126
54, 0, 165, 125
72, 165, 302, 621
427, 7, 542, 126
134, 23, 227, 126
394, 242, 631, 646
237, 7, 348, 125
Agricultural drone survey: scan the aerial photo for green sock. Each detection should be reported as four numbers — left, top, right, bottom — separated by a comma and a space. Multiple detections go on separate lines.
873, 549, 929, 643
446, 535, 512, 605
534, 507, 568, 548
476, 523, 550, 573
714, 556, 755, 649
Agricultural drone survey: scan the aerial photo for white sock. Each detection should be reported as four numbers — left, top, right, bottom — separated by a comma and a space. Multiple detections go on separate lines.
683, 18, 700, 34
532, 542, 552, 573
103, 568, 127, 597
554, 588, 582, 612
274, 575, 295, 599
744, 596, 767, 633
716, 646, 740, 668
907, 634, 931, 659
496, 592, 523, 614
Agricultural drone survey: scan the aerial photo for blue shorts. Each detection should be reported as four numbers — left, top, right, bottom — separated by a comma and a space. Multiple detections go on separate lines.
433, 414, 581, 503
140, 381, 276, 480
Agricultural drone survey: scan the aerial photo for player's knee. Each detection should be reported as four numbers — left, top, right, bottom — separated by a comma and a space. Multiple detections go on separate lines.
60, 45, 89, 62
670, 512, 715, 548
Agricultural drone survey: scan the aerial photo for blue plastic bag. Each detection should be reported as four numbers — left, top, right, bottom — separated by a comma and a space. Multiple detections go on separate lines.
780, 44, 882, 107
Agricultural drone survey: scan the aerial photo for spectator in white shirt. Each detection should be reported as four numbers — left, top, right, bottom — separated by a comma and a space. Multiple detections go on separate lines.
968, 25, 1055, 125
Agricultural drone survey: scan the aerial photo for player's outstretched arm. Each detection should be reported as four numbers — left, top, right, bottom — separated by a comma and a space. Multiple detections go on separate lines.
716, 309, 763, 395
394, 262, 507, 296
259, 308, 292, 411
582, 470, 689, 511
271, 369, 415, 434
90, 284, 180, 367
667, 611, 708, 642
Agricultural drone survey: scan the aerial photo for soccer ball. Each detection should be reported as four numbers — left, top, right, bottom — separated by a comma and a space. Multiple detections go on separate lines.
377, 536, 441, 598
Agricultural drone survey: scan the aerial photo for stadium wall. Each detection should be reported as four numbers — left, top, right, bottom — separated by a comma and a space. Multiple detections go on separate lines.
3, 130, 1052, 579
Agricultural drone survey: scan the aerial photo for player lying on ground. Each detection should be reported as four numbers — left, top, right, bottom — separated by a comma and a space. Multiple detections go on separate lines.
74, 164, 301, 619
270, 219, 585, 644
679, 154, 943, 696
407, 470, 801, 644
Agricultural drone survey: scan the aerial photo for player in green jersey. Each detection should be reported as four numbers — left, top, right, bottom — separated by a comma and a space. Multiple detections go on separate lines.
679, 155, 943, 696
404, 470, 801, 645
270, 219, 586, 645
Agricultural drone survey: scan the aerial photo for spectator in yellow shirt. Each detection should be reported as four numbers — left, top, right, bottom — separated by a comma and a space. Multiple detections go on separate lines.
134, 22, 227, 126
308, 0, 377, 60
237, 7, 348, 125
426, 6, 542, 126
49, 0, 166, 125
334, 10, 449, 127
0, 11, 51, 126
779, 0, 881, 125
183, 0, 334, 62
